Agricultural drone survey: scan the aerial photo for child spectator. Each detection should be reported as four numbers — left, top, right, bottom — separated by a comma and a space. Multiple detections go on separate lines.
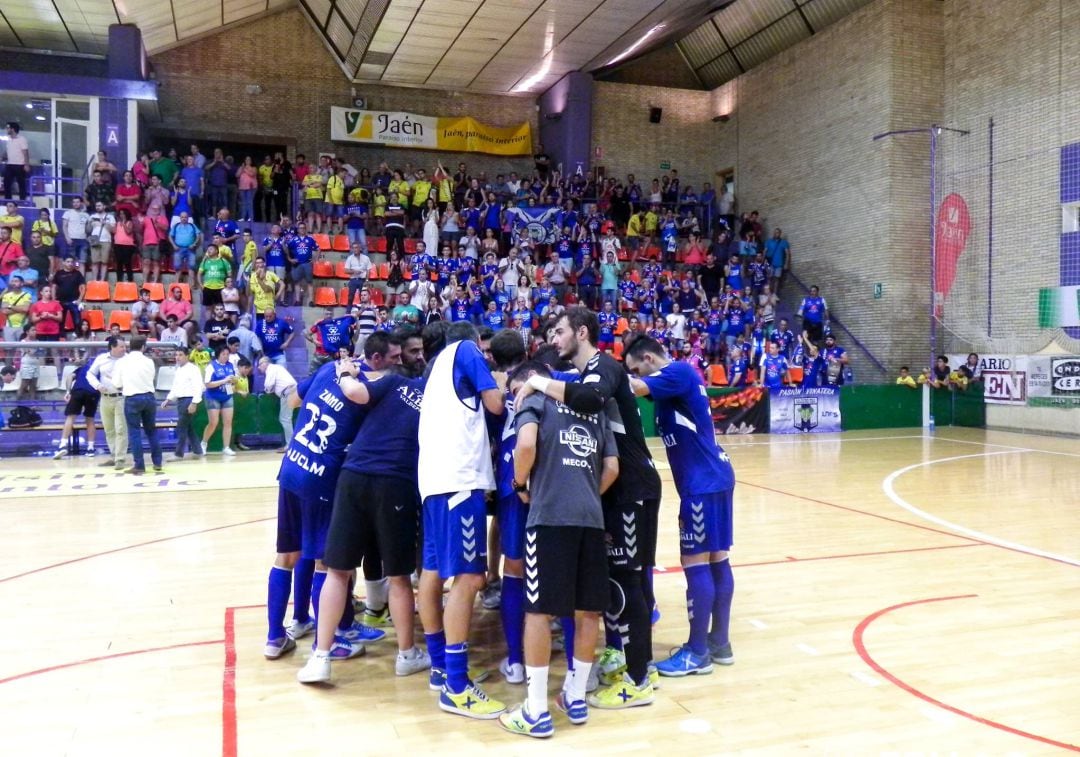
896, 366, 917, 389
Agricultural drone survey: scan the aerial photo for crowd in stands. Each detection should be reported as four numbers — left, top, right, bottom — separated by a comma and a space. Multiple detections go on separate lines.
0, 140, 862, 410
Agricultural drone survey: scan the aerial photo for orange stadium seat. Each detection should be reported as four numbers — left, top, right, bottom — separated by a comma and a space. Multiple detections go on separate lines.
747, 369, 758, 384
612, 341, 625, 360
789, 367, 804, 384
84, 280, 111, 302
708, 364, 728, 386
338, 287, 354, 307
332, 235, 350, 252
173, 283, 192, 302
334, 261, 350, 279
82, 309, 106, 332
143, 282, 165, 302
371, 237, 386, 253
312, 259, 334, 278
615, 317, 629, 336
313, 234, 332, 251
404, 239, 417, 254
113, 281, 138, 302
371, 263, 387, 281
108, 310, 132, 331
314, 287, 338, 307
369, 288, 385, 306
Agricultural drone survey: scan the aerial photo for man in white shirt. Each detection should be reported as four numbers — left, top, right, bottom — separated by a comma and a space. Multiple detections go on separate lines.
87, 336, 128, 470
159, 315, 188, 347
114, 336, 161, 474
258, 356, 298, 450
86, 201, 116, 282
161, 345, 204, 459
343, 242, 372, 306
498, 246, 524, 301
4, 121, 30, 201
62, 197, 91, 267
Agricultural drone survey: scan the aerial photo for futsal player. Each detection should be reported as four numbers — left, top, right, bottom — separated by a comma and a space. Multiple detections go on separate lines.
625, 336, 736, 675
297, 333, 431, 684
516, 306, 662, 706
417, 321, 506, 719
497, 361, 618, 738
488, 330, 529, 684
265, 356, 384, 660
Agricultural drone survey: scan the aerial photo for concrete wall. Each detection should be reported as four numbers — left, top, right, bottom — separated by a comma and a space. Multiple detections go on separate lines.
150, 8, 538, 178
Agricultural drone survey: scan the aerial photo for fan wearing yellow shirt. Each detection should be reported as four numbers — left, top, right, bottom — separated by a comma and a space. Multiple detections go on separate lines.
626, 210, 644, 264
324, 167, 347, 236
411, 169, 433, 234
895, 366, 917, 389
32, 209, 58, 247
1, 201, 24, 244
388, 170, 410, 215
258, 156, 274, 222
302, 171, 325, 234
644, 206, 659, 251
372, 188, 387, 235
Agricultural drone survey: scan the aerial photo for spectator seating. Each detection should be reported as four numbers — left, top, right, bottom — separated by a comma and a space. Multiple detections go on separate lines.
82, 309, 106, 331
113, 282, 139, 303
313, 234, 332, 251
155, 365, 176, 392
35, 365, 60, 392
108, 310, 133, 331
143, 282, 165, 302
84, 280, 111, 302
314, 287, 338, 307
708, 364, 728, 386
60, 364, 77, 389
312, 259, 334, 278
332, 236, 350, 252
334, 261, 350, 279
338, 287, 356, 307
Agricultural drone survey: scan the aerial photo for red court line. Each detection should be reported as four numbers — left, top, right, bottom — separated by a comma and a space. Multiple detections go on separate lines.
0, 516, 275, 584
0, 638, 223, 685
223, 607, 237, 757
734, 542, 982, 568
853, 595, 1080, 752
739, 480, 986, 543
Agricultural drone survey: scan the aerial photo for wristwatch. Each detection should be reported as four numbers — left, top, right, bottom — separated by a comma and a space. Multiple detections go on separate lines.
512, 479, 528, 493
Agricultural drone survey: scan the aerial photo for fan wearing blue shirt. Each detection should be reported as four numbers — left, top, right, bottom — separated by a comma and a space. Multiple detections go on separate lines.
758, 342, 791, 388
256, 306, 295, 365
625, 337, 735, 676
796, 285, 829, 343
287, 222, 319, 307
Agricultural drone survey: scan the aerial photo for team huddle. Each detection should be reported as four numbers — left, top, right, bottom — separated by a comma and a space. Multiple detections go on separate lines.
264, 306, 736, 739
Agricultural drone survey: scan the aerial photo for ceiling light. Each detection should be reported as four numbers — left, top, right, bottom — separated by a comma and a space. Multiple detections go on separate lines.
25, 103, 33, 109
605, 23, 666, 67
34, 115, 46, 121
513, 19, 555, 93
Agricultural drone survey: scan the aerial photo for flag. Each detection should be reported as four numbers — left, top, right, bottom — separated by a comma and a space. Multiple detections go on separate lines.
505, 206, 561, 245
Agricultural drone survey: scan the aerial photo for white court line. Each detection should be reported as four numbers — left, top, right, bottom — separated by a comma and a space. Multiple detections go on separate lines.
850, 670, 882, 687
882, 450, 1080, 567
795, 643, 821, 656
719, 434, 925, 447
932, 434, 1080, 459
747, 618, 769, 630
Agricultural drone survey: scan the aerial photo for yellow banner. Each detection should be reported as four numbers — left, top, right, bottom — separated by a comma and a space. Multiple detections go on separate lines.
330, 107, 533, 156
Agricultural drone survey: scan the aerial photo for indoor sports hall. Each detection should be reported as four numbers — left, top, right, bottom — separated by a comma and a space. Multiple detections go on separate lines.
0, 0, 1077, 754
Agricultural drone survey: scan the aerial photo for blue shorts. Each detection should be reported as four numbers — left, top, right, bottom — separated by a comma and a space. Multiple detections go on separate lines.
497, 493, 528, 561
422, 490, 488, 578
276, 487, 333, 559
204, 395, 233, 410
679, 490, 733, 555
324, 202, 345, 218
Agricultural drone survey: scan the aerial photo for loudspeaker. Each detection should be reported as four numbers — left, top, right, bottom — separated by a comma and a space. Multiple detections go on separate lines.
649, 107, 663, 124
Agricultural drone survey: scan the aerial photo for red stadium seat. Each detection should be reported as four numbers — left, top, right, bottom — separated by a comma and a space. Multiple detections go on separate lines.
108, 310, 132, 331
113, 282, 138, 303
84, 280, 111, 302
708, 364, 728, 386
313, 234, 332, 251
312, 259, 334, 278
82, 309, 106, 331
143, 282, 165, 302
314, 287, 338, 306
332, 235, 350, 252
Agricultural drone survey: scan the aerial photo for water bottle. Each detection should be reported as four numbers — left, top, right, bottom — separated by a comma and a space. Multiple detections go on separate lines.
927, 416, 935, 433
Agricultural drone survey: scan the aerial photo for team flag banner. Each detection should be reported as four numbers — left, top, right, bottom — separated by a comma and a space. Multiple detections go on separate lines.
330, 107, 533, 156
769, 387, 842, 434
1038, 285, 1080, 328
505, 205, 560, 245
708, 386, 769, 434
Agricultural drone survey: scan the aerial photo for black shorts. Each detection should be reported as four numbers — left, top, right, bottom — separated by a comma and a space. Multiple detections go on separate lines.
64, 388, 99, 418
202, 288, 223, 308
524, 525, 608, 617
641, 497, 660, 569
322, 469, 420, 576
603, 498, 643, 571
803, 319, 823, 343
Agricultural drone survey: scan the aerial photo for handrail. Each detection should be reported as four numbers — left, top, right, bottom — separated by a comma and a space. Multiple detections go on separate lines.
785, 268, 889, 377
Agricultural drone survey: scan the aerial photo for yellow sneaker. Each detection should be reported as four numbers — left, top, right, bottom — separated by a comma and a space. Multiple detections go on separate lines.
438, 682, 506, 720
587, 672, 656, 710
597, 646, 628, 686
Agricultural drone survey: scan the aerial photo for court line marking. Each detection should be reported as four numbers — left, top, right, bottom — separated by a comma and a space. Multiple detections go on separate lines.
932, 434, 1080, 458
0, 516, 276, 584
795, 643, 820, 656
223, 607, 237, 757
853, 594, 1080, 752
719, 434, 925, 447
882, 451, 1080, 568
0, 638, 223, 685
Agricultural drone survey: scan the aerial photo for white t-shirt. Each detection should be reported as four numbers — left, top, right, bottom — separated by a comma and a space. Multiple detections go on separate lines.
499, 256, 522, 287
4, 135, 29, 166
88, 212, 115, 243
666, 313, 687, 340
63, 208, 90, 240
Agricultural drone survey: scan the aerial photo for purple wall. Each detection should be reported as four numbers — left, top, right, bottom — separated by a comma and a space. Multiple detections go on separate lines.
1058, 143, 1080, 337
537, 72, 593, 177
98, 98, 130, 166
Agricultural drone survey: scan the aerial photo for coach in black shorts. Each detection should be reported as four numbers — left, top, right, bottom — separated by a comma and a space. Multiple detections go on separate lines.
498, 362, 618, 737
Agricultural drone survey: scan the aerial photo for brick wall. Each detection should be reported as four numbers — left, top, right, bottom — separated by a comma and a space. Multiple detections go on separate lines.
150, 8, 538, 179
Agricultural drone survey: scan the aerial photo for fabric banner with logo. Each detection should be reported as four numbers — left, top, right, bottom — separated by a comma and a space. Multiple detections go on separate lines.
769, 387, 842, 433
1038, 285, 1080, 328
330, 107, 533, 156
946, 353, 1080, 407
707, 386, 769, 435
505, 205, 561, 245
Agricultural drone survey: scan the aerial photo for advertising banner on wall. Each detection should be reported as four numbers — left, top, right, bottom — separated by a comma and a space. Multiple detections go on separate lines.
708, 386, 769, 434
946, 353, 1080, 407
329, 107, 533, 156
769, 387, 842, 434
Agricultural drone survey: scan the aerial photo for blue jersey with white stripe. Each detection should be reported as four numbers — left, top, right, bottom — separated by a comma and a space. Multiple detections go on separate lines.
642, 360, 734, 496
278, 362, 369, 500
495, 393, 519, 499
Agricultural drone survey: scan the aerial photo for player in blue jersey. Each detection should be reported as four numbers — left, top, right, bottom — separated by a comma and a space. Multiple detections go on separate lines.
758, 341, 792, 388
264, 358, 385, 662
296, 330, 429, 685
487, 330, 530, 684
799, 333, 826, 388
625, 336, 736, 675
797, 285, 829, 343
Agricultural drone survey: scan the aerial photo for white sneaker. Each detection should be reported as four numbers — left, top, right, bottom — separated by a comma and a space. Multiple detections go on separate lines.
586, 662, 600, 693
53, 446, 68, 459
286, 618, 315, 640
297, 652, 331, 684
395, 646, 432, 677
499, 657, 525, 684
222, 446, 237, 456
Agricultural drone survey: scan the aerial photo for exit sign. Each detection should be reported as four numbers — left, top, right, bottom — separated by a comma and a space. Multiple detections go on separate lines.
659, 161, 671, 170
873, 283, 884, 299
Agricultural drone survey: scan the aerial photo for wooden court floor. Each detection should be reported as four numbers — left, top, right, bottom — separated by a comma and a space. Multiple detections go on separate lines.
1, 428, 1078, 755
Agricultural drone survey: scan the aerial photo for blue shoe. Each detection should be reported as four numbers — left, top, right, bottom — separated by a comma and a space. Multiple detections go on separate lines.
656, 645, 714, 677
429, 666, 491, 691
338, 620, 386, 644
499, 704, 554, 738
325, 637, 366, 660
554, 690, 589, 725
439, 682, 506, 720
651, 604, 661, 625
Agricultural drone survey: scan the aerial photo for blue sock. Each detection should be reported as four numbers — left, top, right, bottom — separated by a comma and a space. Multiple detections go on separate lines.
311, 570, 327, 625
337, 580, 356, 631
267, 566, 291, 641
708, 560, 734, 648
445, 642, 469, 693
604, 612, 624, 650
501, 575, 525, 666
292, 558, 315, 622
685, 564, 715, 656
426, 630, 446, 672
561, 616, 575, 670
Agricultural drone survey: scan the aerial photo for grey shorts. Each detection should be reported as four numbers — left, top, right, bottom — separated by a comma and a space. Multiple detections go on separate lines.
205, 395, 234, 411
291, 262, 313, 283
